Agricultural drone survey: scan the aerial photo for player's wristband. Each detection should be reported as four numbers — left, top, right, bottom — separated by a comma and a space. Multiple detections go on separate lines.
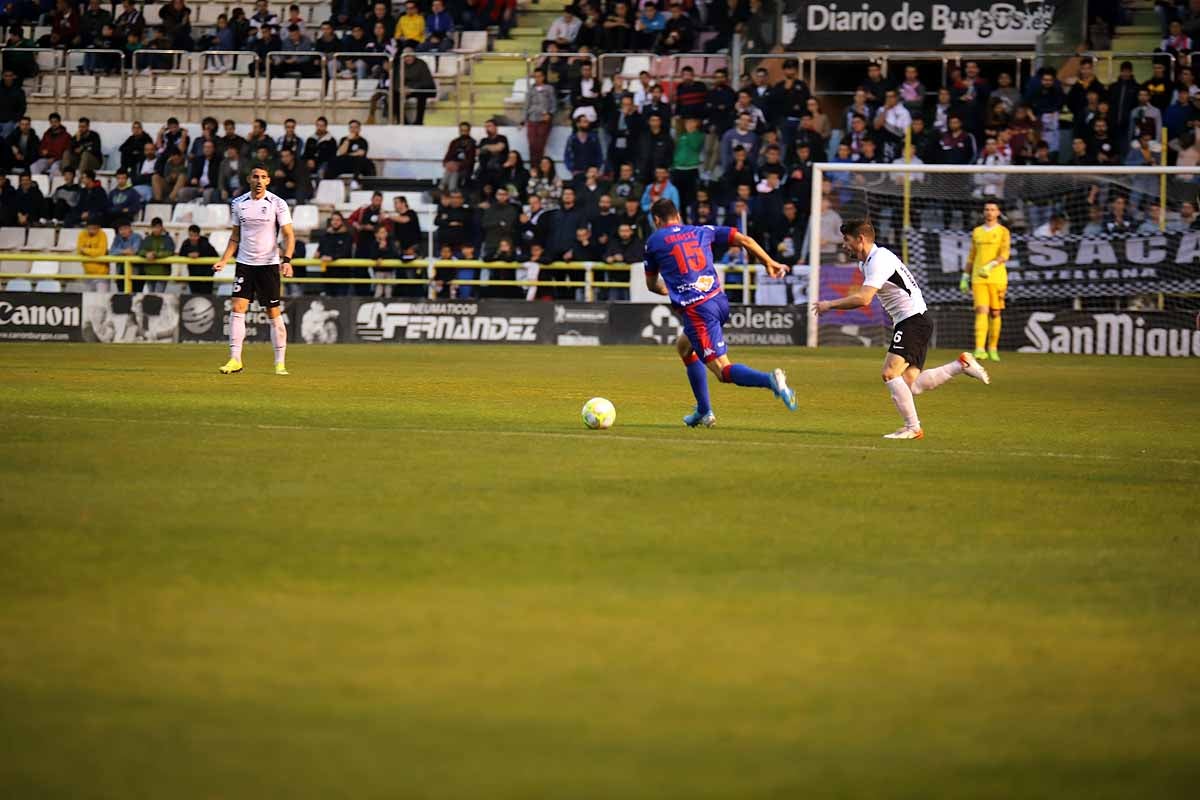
281, 257, 292, 265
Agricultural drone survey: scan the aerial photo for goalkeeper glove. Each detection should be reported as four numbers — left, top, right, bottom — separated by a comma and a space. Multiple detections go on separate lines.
978, 260, 998, 279
959, 273, 970, 293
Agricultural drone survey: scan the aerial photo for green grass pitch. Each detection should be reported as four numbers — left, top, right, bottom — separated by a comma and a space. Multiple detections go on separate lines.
1, 342, 1198, 798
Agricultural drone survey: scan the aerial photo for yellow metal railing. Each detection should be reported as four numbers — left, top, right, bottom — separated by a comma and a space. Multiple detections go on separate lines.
0, 253, 766, 299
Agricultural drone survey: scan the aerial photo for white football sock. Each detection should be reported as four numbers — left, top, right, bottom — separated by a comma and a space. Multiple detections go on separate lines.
886, 376, 921, 430
910, 359, 963, 396
269, 314, 287, 365
229, 311, 246, 361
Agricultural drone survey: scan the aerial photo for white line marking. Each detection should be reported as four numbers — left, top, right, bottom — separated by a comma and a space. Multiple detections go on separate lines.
7, 413, 1200, 467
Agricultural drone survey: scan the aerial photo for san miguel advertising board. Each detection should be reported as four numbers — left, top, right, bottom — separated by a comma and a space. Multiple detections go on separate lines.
786, 1, 1059, 49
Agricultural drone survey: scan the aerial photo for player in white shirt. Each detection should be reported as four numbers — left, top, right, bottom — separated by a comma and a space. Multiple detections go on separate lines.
213, 166, 296, 375
814, 218, 990, 440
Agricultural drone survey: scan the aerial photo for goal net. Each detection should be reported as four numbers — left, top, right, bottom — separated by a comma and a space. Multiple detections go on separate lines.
805, 162, 1200, 353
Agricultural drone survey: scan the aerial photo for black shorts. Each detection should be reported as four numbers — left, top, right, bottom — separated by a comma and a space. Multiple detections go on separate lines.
233, 263, 282, 308
888, 313, 933, 369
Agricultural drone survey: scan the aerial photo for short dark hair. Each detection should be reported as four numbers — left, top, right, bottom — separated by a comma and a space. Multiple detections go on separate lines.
839, 218, 876, 239
79, 116, 89, 124
151, 216, 164, 226
188, 224, 201, 234
650, 197, 679, 222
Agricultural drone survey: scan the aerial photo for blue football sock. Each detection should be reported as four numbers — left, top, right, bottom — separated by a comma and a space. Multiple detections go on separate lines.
685, 359, 712, 414
727, 363, 774, 389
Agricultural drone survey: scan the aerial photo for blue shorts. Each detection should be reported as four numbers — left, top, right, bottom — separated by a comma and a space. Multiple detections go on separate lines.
679, 293, 730, 362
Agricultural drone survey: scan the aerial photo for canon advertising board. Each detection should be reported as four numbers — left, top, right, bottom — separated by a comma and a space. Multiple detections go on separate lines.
0, 294, 83, 341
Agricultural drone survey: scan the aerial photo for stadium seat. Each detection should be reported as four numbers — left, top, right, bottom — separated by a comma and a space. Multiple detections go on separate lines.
49, 175, 65, 193
456, 31, 488, 54
506, 78, 530, 105
31, 174, 49, 195
171, 204, 201, 225
52, 230, 83, 252
434, 55, 461, 79
28, 74, 57, 100
3, 260, 31, 290
209, 229, 231, 254
327, 78, 353, 102
95, 76, 123, 100
291, 204, 318, 233
206, 204, 230, 227
0, 227, 26, 249
68, 75, 96, 99
59, 259, 85, 291
620, 56, 652, 78
22, 228, 56, 251
31, 261, 61, 292
297, 78, 323, 101
352, 79, 377, 102
34, 50, 59, 72
198, 75, 243, 101
143, 203, 173, 224
269, 78, 298, 101
315, 179, 344, 208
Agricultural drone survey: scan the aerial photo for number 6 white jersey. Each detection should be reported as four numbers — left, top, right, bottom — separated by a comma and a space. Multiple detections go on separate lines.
230, 190, 292, 266
858, 244, 927, 324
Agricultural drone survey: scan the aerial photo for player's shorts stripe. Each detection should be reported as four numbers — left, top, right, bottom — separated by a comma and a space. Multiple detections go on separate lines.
685, 305, 712, 351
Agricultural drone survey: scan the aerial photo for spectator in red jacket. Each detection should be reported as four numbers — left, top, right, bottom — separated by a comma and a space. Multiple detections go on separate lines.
32, 112, 72, 175
51, 0, 81, 44
473, 0, 516, 39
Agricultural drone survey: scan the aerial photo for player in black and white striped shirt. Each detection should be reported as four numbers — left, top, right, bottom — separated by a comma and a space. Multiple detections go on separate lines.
814, 218, 990, 439
213, 166, 295, 375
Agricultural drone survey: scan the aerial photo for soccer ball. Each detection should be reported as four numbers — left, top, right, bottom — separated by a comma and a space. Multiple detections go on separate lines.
581, 397, 616, 430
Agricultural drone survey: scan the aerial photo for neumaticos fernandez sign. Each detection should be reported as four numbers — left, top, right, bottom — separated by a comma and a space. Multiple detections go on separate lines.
789, 1, 1058, 48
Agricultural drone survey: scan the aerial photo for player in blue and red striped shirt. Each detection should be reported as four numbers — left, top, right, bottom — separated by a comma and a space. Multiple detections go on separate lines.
643, 198, 798, 427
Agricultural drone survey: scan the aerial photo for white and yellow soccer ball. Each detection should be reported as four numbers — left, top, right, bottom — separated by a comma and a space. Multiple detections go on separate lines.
581, 397, 616, 430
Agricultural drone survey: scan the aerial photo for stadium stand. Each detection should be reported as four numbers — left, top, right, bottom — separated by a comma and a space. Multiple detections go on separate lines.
0, 1, 1195, 306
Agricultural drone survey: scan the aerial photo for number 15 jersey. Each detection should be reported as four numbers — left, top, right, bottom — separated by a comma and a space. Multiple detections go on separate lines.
644, 224, 737, 307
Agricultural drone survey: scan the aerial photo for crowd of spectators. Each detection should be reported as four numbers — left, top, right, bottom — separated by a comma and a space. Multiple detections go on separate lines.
490, 49, 1200, 276
0, 110, 391, 229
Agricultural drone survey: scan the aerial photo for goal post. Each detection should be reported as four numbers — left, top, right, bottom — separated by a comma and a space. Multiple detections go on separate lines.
805, 162, 1200, 349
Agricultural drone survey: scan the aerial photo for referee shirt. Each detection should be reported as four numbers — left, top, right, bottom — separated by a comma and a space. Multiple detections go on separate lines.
231, 190, 292, 266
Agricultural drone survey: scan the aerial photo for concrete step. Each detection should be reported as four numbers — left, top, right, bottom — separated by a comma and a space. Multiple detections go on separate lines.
1109, 35, 1168, 53
423, 105, 520, 126
1115, 25, 1162, 36
1131, 10, 1158, 27
471, 59, 530, 81
467, 83, 523, 102
505, 35, 546, 53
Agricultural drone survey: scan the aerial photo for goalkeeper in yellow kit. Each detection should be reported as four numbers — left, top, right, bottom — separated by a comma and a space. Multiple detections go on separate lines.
960, 200, 1010, 361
